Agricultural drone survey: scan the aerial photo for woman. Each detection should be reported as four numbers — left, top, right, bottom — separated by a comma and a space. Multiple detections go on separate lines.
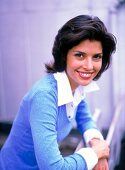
0, 15, 116, 170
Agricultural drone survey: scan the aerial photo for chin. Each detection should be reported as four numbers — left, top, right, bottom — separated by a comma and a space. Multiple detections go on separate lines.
80, 81, 92, 86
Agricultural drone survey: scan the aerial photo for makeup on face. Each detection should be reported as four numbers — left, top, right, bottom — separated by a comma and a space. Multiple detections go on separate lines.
66, 40, 103, 91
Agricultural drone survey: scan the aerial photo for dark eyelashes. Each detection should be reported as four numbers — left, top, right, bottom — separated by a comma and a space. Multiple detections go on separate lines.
74, 53, 84, 57
74, 53, 102, 58
94, 54, 103, 59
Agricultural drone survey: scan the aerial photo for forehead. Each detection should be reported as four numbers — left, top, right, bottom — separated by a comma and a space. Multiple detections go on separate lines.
71, 39, 103, 53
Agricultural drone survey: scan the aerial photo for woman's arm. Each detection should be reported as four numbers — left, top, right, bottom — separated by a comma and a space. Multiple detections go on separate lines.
29, 90, 88, 170
76, 100, 109, 170
76, 99, 99, 134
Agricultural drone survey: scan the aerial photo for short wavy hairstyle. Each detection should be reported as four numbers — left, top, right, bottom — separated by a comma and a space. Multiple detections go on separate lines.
45, 15, 116, 80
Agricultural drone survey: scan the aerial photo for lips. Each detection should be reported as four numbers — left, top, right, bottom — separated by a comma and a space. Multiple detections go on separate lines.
78, 71, 93, 79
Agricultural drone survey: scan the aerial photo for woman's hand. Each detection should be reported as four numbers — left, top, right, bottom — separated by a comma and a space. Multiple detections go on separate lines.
89, 138, 110, 160
90, 138, 109, 170
93, 158, 109, 170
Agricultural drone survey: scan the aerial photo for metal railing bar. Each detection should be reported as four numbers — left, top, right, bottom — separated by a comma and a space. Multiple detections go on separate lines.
106, 98, 124, 145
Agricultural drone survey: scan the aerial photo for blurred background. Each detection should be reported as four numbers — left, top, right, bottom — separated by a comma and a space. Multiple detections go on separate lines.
0, 0, 125, 169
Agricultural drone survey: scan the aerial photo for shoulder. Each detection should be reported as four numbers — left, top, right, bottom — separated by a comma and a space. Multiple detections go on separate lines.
24, 74, 58, 101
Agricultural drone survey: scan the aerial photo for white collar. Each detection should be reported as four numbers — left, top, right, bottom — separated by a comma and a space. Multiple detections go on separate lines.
54, 71, 99, 106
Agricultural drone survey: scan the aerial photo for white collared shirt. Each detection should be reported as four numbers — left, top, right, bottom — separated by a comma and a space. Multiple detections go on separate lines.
54, 71, 99, 121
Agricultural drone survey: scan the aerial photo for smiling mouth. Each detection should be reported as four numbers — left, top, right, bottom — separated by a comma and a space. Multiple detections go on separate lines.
78, 71, 93, 78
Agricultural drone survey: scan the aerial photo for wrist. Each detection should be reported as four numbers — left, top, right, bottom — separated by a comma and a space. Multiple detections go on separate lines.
89, 138, 101, 147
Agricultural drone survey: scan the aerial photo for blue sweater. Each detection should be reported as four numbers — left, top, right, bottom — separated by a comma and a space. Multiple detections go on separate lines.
0, 73, 97, 170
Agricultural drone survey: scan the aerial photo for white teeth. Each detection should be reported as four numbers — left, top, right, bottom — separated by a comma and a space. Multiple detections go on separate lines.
80, 72, 91, 77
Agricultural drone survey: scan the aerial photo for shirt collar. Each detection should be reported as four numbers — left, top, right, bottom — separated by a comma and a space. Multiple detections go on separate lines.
54, 71, 99, 106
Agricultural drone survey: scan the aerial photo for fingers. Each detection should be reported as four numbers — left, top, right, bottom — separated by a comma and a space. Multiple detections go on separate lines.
91, 140, 110, 160
93, 158, 109, 170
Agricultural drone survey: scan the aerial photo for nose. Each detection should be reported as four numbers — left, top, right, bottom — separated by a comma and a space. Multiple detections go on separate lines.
83, 57, 93, 70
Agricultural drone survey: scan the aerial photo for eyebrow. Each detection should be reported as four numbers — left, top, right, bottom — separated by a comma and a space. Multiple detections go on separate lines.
73, 50, 103, 56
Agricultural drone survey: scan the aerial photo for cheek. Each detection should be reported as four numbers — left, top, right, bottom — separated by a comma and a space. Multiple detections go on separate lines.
97, 61, 102, 71
99, 64, 102, 71
67, 59, 76, 69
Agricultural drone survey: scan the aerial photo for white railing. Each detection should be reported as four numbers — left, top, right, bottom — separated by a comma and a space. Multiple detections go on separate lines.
106, 96, 125, 170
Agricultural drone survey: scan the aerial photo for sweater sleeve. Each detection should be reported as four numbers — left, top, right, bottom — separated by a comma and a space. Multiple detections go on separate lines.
75, 99, 98, 135
29, 90, 89, 170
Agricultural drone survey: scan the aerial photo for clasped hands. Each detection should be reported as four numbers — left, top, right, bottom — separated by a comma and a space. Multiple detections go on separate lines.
75, 137, 109, 170
89, 138, 109, 170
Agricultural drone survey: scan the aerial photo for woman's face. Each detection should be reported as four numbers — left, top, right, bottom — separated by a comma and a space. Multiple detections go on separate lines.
66, 39, 103, 91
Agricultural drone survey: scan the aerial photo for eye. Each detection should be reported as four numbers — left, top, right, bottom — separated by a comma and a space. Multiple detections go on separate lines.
93, 54, 103, 61
74, 52, 85, 59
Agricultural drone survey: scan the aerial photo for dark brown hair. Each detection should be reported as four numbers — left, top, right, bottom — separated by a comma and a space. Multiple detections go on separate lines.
45, 15, 116, 80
